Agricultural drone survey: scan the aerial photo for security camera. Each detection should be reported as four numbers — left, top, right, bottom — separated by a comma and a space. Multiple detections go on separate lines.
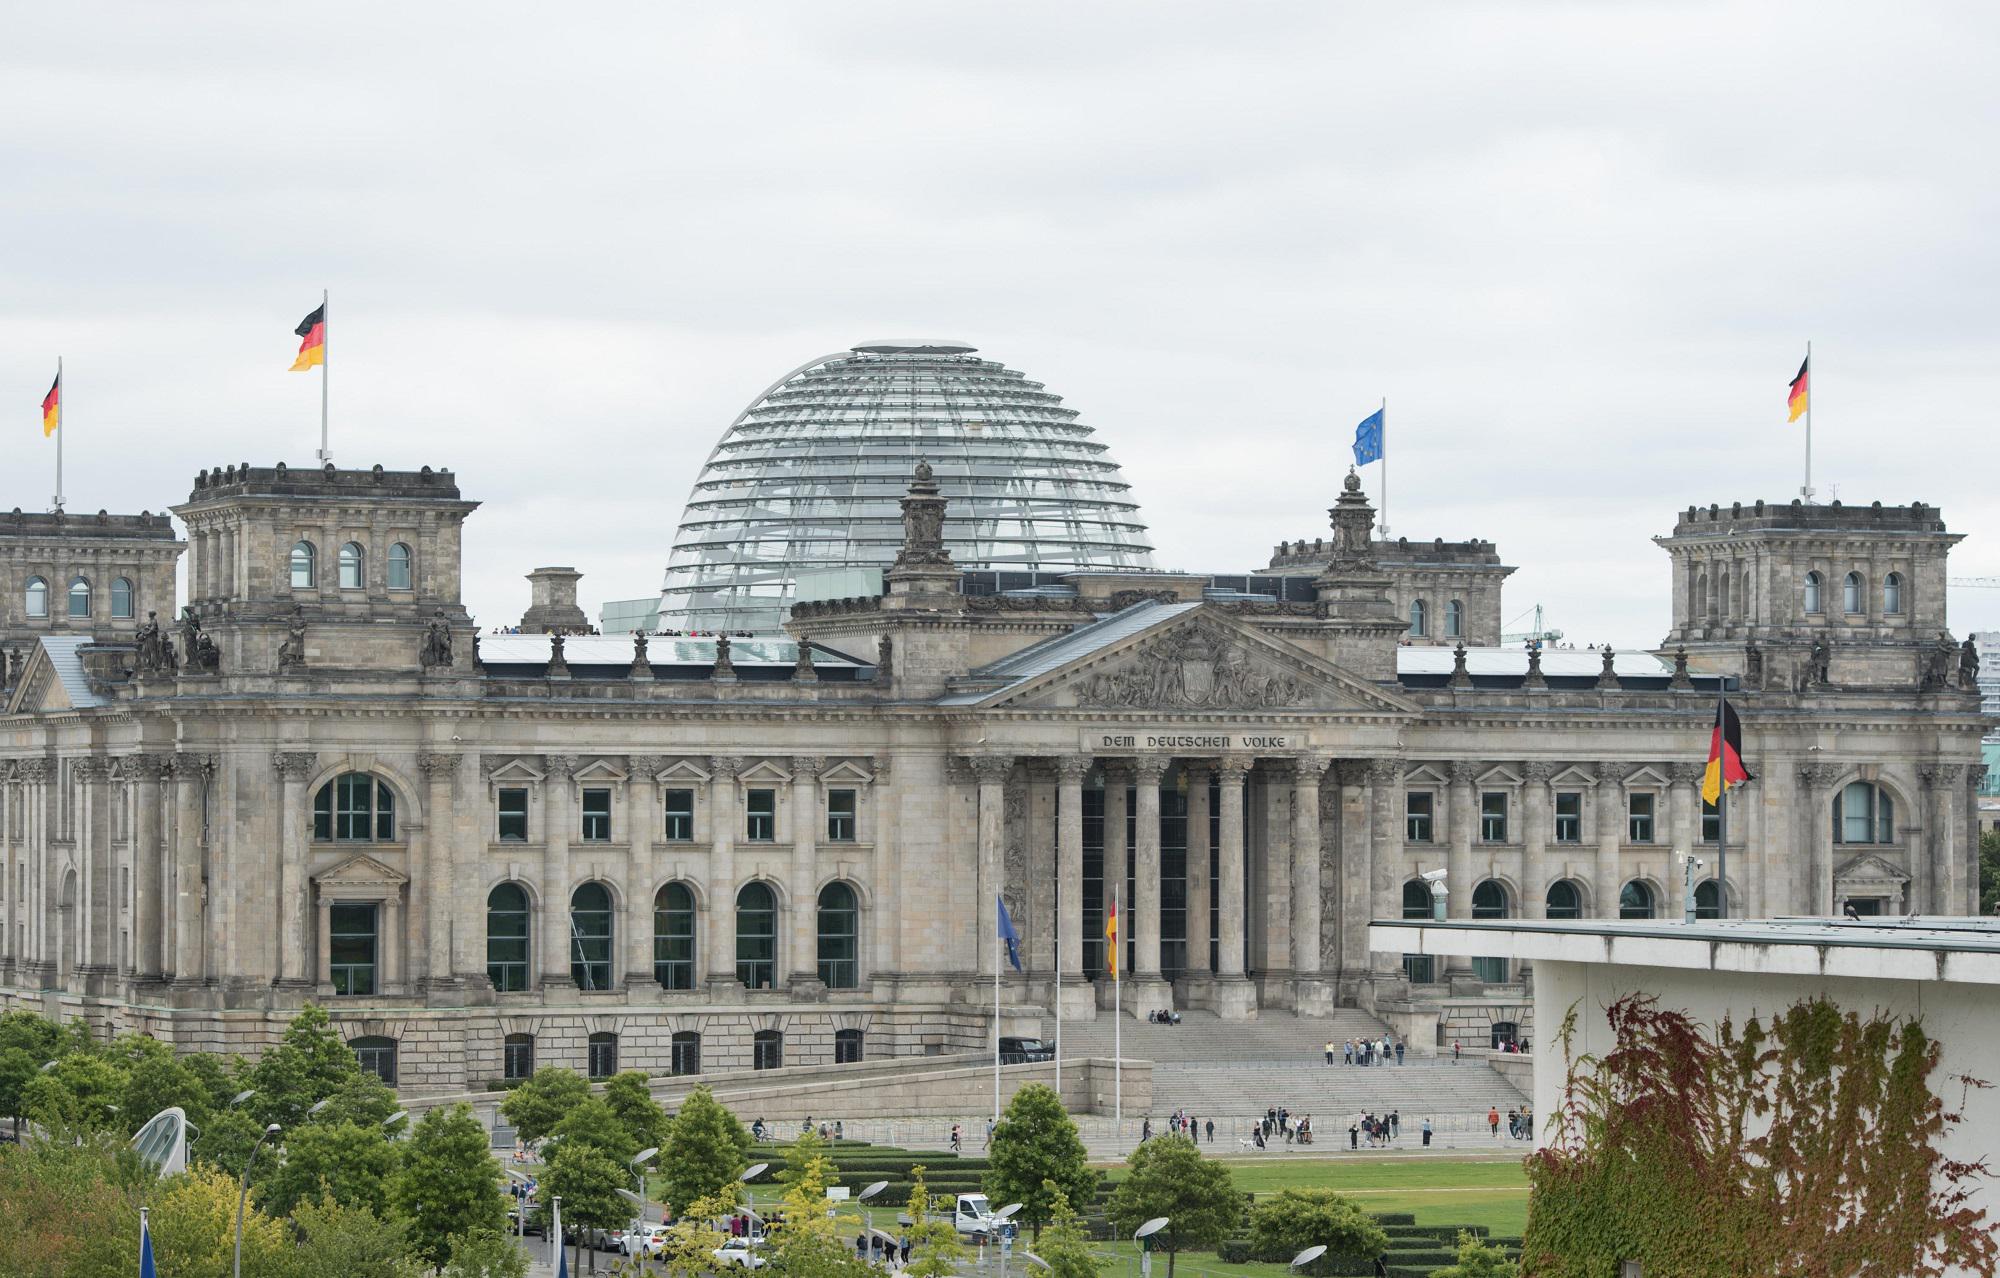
1419, 868, 1448, 883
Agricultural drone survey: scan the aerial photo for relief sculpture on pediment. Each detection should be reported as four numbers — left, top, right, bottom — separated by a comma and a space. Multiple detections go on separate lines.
1075, 622, 1308, 710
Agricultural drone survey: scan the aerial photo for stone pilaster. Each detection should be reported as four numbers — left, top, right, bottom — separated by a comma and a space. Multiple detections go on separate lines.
1594, 764, 1626, 919
788, 756, 825, 993
540, 754, 576, 987
271, 752, 318, 987
1055, 756, 1093, 1019
1213, 757, 1254, 1019
1446, 761, 1477, 971
1797, 762, 1836, 914
169, 753, 214, 987
1127, 756, 1170, 1014
1521, 762, 1552, 919
970, 755, 1012, 984
419, 752, 461, 993
624, 757, 661, 989
1183, 762, 1212, 980
130, 754, 170, 981
705, 756, 742, 992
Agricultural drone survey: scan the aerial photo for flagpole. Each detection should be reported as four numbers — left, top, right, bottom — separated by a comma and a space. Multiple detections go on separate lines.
53, 356, 63, 513
1053, 848, 1062, 1106
319, 289, 331, 463
994, 897, 1002, 1126
1113, 887, 1121, 1129
1378, 396, 1387, 536
1715, 678, 1730, 920
1802, 339, 1812, 503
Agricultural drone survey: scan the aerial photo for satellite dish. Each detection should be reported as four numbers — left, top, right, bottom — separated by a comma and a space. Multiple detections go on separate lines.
129, 1107, 189, 1180
1135, 1217, 1169, 1239
1292, 1245, 1328, 1269
860, 1180, 890, 1201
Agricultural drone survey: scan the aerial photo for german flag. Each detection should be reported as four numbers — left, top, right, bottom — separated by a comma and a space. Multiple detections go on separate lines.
290, 304, 326, 371
1702, 697, 1753, 804
41, 368, 59, 437
1787, 355, 1809, 422
1105, 892, 1119, 978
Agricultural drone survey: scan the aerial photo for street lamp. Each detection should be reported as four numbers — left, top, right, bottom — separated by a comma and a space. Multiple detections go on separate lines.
629, 1146, 658, 1218
1291, 1245, 1328, 1271
229, 1089, 256, 1108
383, 1110, 408, 1133
1135, 1216, 1169, 1278
234, 1123, 281, 1278
1422, 868, 1449, 922
859, 1180, 889, 1256
306, 1097, 333, 1118
994, 1204, 1023, 1278
740, 1163, 769, 1238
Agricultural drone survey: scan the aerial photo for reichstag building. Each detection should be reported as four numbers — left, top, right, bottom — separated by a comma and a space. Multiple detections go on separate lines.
0, 340, 1987, 1092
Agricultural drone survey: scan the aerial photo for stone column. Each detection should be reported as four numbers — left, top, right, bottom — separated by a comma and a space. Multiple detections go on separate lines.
1922, 764, 1965, 915
971, 755, 1012, 982
1521, 763, 1552, 919
1365, 760, 1403, 983
1445, 762, 1477, 973
74, 758, 110, 982
1213, 757, 1254, 1019
1668, 763, 1699, 863
1594, 765, 1626, 918
1797, 762, 1835, 914
1289, 755, 1325, 980
539, 754, 576, 988
788, 757, 824, 991
132, 754, 167, 981
705, 757, 742, 991
272, 753, 317, 986
169, 754, 212, 986
1184, 763, 1212, 980
1054, 755, 1093, 1019
316, 895, 333, 988
419, 752, 461, 992
624, 758, 659, 989
1130, 757, 1167, 985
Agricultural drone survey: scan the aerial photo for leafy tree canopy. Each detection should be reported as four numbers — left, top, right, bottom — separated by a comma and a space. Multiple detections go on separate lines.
1033, 1186, 1110, 1278
1104, 1135, 1243, 1278
285, 1196, 425, 1278
903, 1167, 969, 1278
655, 1086, 749, 1215
984, 1083, 1096, 1238
540, 1139, 630, 1259
497, 1066, 590, 1147
1433, 1230, 1520, 1278
1248, 1188, 1388, 1271
548, 1095, 638, 1162
259, 1119, 398, 1219
391, 1102, 509, 1270
441, 1227, 531, 1278
602, 1071, 670, 1157
20, 1051, 128, 1134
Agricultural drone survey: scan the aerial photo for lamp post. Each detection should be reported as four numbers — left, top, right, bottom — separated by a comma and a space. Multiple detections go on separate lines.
229, 1089, 256, 1108
740, 1162, 770, 1239
1134, 1216, 1169, 1278
383, 1110, 408, 1135
629, 1146, 658, 1221
234, 1122, 281, 1278
1291, 1245, 1328, 1271
994, 1203, 1023, 1278
859, 1180, 889, 1258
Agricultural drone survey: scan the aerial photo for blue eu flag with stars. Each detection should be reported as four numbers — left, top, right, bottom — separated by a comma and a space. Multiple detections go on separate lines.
1352, 408, 1384, 466
997, 895, 1023, 972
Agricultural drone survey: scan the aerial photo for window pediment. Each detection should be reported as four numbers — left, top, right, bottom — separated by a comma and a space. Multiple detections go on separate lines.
314, 853, 408, 895
1404, 764, 1449, 787
820, 759, 875, 786
1548, 765, 1597, 788
572, 759, 629, 785
654, 758, 713, 786
484, 758, 545, 784
1476, 764, 1523, 789
1834, 853, 1908, 888
739, 760, 793, 784
1622, 765, 1671, 790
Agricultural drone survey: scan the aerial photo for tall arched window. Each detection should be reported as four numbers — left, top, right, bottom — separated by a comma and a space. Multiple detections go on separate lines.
570, 882, 614, 990
834, 1028, 864, 1064
66, 576, 90, 618
1716, 573, 1730, 617
24, 577, 47, 618
313, 773, 395, 841
1833, 782, 1895, 844
110, 577, 134, 619
1694, 880, 1722, 920
1400, 880, 1434, 983
1619, 880, 1657, 920
1545, 879, 1583, 920
1842, 571, 1862, 614
816, 882, 859, 989
670, 1031, 701, 1076
1883, 572, 1904, 614
752, 1029, 783, 1071
654, 882, 696, 990
1696, 573, 1709, 618
1408, 599, 1427, 638
1445, 600, 1464, 639
502, 1032, 535, 1081
338, 542, 364, 590
736, 882, 777, 989
290, 541, 316, 589
388, 542, 413, 592
486, 882, 530, 991
1471, 880, 1510, 982
1803, 571, 1822, 614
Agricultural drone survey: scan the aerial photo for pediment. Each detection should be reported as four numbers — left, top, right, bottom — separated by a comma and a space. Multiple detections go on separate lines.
1622, 765, 1671, 789
740, 760, 794, 783
572, 758, 629, 784
820, 760, 876, 785
484, 758, 545, 784
1835, 853, 1908, 886
1548, 765, 1598, 788
988, 608, 1418, 716
654, 758, 712, 785
1477, 764, 1523, 788
314, 853, 408, 888
1405, 764, 1449, 787
5, 646, 69, 714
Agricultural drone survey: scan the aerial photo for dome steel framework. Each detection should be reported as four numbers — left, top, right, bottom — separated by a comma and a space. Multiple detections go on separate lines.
659, 341, 1155, 632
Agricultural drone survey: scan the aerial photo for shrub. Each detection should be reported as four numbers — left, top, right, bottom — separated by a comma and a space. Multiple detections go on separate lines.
1249, 1188, 1389, 1271
1216, 1239, 1252, 1263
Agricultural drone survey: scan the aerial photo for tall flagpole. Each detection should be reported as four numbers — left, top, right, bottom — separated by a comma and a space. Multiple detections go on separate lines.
993, 897, 1002, 1126
53, 356, 63, 512
1112, 887, 1121, 1128
1714, 677, 1729, 920
1053, 842, 1062, 1104
1378, 396, 1387, 536
1801, 339, 1812, 503
318, 288, 331, 463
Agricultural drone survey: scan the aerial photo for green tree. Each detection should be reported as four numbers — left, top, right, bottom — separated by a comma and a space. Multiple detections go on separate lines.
245, 1003, 371, 1132
120, 1049, 215, 1137
259, 1119, 398, 1218
391, 1103, 510, 1271
442, 1227, 532, 1278
767, 1147, 871, 1278
20, 1051, 128, 1134
1247, 1188, 1389, 1272
548, 1096, 639, 1161
0, 1133, 141, 1278
0, 1046, 39, 1134
287, 1196, 426, 1278
602, 1071, 670, 1156
984, 1083, 1095, 1239
1033, 1186, 1109, 1278
150, 1162, 294, 1278
1979, 827, 1998, 916
1433, 1230, 1520, 1278
497, 1066, 591, 1147
904, 1167, 969, 1278
655, 1085, 749, 1215
655, 1189, 733, 1278
775, 1124, 830, 1186
1104, 1135, 1242, 1278
541, 1139, 629, 1273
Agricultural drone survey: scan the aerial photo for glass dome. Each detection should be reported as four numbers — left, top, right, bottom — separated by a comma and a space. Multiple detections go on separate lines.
659, 340, 1155, 632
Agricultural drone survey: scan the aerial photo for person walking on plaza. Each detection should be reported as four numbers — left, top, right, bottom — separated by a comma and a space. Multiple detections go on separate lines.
1395, 1040, 1405, 1066
950, 1124, 962, 1152
1205, 1118, 1214, 1144
1453, 1039, 1462, 1064
1389, 1109, 1400, 1140
1325, 1040, 1335, 1065
1349, 1121, 1359, 1150
1421, 1117, 1433, 1148
1488, 1107, 1501, 1140
1141, 1117, 1152, 1143
1344, 1039, 1355, 1066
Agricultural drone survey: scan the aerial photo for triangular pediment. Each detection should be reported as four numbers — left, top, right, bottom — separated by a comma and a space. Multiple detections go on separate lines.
985, 607, 1418, 716
1835, 853, 1908, 885
1548, 765, 1598, 788
821, 759, 876, 785
655, 758, 712, 785
314, 852, 408, 888
740, 760, 793, 784
572, 758, 629, 784
1405, 763, 1450, 786
484, 758, 545, 784
5, 645, 69, 714
1622, 765, 1671, 789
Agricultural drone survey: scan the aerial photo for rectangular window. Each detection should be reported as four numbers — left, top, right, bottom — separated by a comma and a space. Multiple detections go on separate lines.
1628, 793, 1656, 843
502, 1036, 534, 1081
1480, 792, 1509, 842
664, 788, 694, 841
497, 788, 528, 841
1403, 953, 1435, 984
671, 1033, 701, 1076
580, 787, 612, 841
328, 902, 377, 996
1554, 791, 1582, 843
587, 1034, 618, 1080
746, 788, 776, 841
1405, 792, 1434, 843
826, 789, 857, 842
1701, 798, 1719, 844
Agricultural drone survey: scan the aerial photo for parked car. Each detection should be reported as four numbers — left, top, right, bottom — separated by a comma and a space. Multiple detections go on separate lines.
505, 1207, 546, 1237
998, 1036, 1053, 1064
588, 1225, 628, 1252
625, 1224, 672, 1257
712, 1238, 768, 1269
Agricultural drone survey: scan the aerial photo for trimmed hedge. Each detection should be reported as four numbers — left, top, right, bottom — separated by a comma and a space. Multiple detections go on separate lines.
1217, 1240, 1251, 1263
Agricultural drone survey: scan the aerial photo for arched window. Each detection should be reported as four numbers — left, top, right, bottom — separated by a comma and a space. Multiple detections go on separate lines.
586, 1031, 617, 1079
570, 882, 614, 990
1408, 599, 1427, 638
1545, 879, 1583, 920
816, 882, 859, 989
654, 882, 696, 990
1694, 880, 1722, 920
1803, 571, 1822, 614
1619, 880, 1657, 920
1445, 600, 1464, 639
834, 1028, 864, 1064
338, 542, 364, 590
752, 1029, 783, 1071
1696, 573, 1709, 618
24, 577, 47, 618
66, 576, 90, 618
349, 1036, 396, 1085
736, 882, 777, 989
1843, 571, 1862, 614
1400, 880, 1434, 983
110, 577, 134, 620
290, 541, 316, 589
1740, 571, 1753, 616
387, 542, 413, 592
1717, 573, 1730, 618
502, 1032, 535, 1081
1471, 880, 1510, 982
313, 773, 395, 841
671, 1031, 701, 1076
1883, 572, 1904, 614
486, 883, 530, 991
1833, 782, 1895, 844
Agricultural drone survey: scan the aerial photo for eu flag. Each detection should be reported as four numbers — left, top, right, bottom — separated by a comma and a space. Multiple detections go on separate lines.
1352, 408, 1384, 466
996, 895, 1023, 972
139, 1211, 156, 1278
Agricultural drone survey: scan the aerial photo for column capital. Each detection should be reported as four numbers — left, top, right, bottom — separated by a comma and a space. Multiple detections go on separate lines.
791, 755, 825, 779
969, 754, 1014, 787
1667, 762, 1705, 787
708, 755, 745, 780
1365, 758, 1404, 786
72, 756, 110, 781
1288, 754, 1331, 784
626, 754, 666, 778
1597, 761, 1635, 787
1448, 760, 1480, 786
1215, 755, 1253, 783
418, 752, 461, 778
1054, 755, 1092, 784
15, 758, 49, 783
271, 751, 318, 781
1128, 756, 1170, 784
1797, 761, 1837, 788
170, 752, 216, 781
128, 751, 174, 781
1522, 760, 1556, 785
1919, 763, 1964, 789
543, 753, 578, 780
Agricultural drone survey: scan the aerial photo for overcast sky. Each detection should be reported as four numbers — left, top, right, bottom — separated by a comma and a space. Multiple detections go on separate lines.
4, 3, 1994, 645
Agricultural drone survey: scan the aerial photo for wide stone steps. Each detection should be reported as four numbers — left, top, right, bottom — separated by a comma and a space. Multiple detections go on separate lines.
1048, 1006, 1394, 1064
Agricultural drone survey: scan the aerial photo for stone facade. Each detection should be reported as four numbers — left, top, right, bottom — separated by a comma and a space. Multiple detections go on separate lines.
0, 463, 1987, 1094
1259, 535, 1512, 647
0, 508, 182, 681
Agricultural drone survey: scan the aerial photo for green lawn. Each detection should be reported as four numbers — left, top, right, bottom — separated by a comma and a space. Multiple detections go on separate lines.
1099, 1155, 1531, 1240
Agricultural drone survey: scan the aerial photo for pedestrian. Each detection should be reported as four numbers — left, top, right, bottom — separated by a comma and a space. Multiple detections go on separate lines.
1390, 1109, 1400, 1139
856, 1232, 869, 1260
1349, 1121, 1359, 1150
1141, 1117, 1151, 1143
1343, 1039, 1354, 1066
835, 1120, 844, 1141
1395, 1040, 1405, 1066
950, 1124, 961, 1152
984, 1118, 995, 1149
1373, 1250, 1390, 1276
1488, 1107, 1501, 1140
1453, 1040, 1461, 1065
900, 1235, 912, 1266
1421, 1117, 1433, 1148
1325, 1040, 1335, 1065
1205, 1118, 1214, 1144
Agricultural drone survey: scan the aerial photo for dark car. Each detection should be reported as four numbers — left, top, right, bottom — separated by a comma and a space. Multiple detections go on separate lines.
999, 1036, 1054, 1064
